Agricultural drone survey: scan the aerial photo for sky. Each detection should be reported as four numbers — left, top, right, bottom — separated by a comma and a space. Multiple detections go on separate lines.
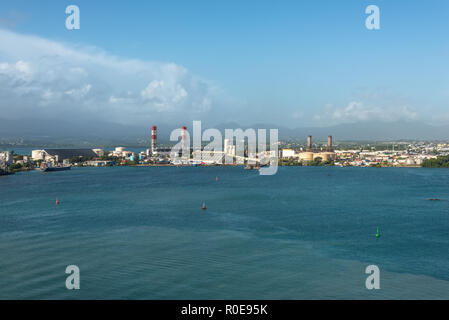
0, 0, 448, 129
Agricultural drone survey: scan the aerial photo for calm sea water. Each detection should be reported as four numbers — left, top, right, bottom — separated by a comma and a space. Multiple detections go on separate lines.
0, 166, 448, 299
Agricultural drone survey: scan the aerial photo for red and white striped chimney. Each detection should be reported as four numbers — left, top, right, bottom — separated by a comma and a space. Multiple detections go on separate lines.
181, 126, 188, 156
151, 125, 157, 154
181, 126, 187, 142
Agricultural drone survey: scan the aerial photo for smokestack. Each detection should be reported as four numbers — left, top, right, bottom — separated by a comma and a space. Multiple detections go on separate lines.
181, 126, 188, 156
151, 126, 157, 155
307, 135, 312, 151
328, 135, 333, 152
181, 126, 187, 142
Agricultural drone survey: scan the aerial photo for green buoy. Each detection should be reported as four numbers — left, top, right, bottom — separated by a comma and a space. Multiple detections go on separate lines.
376, 227, 381, 239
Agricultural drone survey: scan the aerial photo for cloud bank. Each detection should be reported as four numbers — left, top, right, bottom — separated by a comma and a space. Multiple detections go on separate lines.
0, 28, 218, 125
314, 101, 418, 124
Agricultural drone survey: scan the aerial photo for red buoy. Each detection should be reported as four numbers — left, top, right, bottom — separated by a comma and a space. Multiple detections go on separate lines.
216, 176, 219, 181
56, 198, 59, 205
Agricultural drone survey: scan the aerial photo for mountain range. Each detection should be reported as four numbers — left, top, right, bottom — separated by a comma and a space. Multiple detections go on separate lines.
1, 118, 448, 146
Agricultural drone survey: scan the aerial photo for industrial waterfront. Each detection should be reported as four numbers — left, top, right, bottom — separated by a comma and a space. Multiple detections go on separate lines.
1, 165, 449, 299
1, 124, 447, 174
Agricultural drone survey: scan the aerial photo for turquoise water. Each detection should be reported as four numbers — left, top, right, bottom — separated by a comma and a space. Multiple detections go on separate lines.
0, 166, 448, 299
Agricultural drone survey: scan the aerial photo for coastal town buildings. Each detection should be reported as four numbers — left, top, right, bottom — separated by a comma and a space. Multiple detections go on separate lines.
333, 148, 438, 167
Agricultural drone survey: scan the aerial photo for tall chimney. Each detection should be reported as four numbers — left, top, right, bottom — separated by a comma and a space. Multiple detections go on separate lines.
328, 135, 333, 152
307, 135, 312, 151
181, 126, 187, 142
181, 126, 188, 156
151, 125, 157, 155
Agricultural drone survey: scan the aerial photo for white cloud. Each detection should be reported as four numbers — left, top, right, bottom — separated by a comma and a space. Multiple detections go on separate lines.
0, 60, 32, 78
15, 60, 31, 73
0, 28, 217, 124
141, 80, 188, 111
316, 101, 418, 124
65, 84, 92, 99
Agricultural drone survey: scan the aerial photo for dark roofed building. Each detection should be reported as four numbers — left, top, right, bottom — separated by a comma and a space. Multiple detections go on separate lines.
42, 149, 98, 163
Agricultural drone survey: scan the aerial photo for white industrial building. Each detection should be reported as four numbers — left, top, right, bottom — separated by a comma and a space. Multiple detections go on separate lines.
110, 147, 135, 158
92, 149, 105, 157
281, 149, 296, 158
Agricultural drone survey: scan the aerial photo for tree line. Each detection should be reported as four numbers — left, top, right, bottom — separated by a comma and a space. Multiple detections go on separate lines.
421, 155, 449, 168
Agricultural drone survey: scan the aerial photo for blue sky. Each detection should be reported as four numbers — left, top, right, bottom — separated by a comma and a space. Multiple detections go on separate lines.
0, 0, 448, 127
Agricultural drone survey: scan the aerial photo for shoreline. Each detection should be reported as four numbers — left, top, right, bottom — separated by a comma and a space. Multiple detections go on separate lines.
5, 164, 430, 173
2, 162, 439, 175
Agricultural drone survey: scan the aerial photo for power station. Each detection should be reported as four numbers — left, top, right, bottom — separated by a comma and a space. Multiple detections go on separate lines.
295, 135, 336, 162
149, 125, 186, 158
